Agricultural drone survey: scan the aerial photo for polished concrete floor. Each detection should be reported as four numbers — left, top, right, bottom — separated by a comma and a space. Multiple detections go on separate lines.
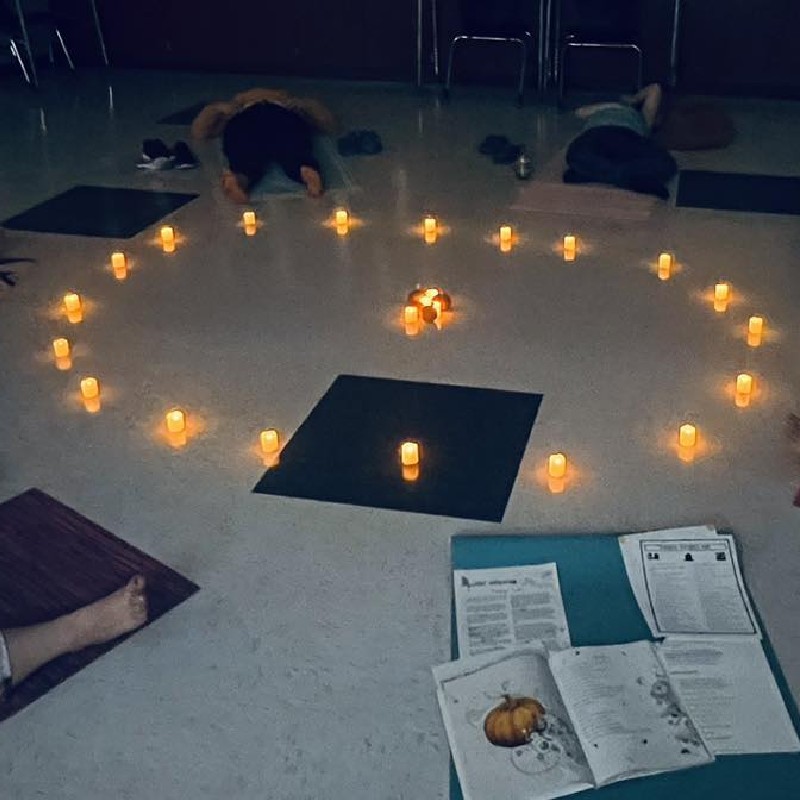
1, 68, 799, 799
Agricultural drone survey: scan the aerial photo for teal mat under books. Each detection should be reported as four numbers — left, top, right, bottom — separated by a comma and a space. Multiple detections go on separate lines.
449, 532, 800, 800
249, 137, 356, 198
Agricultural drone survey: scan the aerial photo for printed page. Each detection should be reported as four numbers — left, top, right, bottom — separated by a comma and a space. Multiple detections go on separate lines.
454, 565, 571, 657
659, 638, 800, 755
433, 647, 594, 800
549, 641, 712, 787
640, 535, 759, 637
618, 525, 719, 636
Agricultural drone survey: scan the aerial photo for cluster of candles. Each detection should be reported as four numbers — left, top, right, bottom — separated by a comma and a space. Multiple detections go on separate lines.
403, 286, 453, 335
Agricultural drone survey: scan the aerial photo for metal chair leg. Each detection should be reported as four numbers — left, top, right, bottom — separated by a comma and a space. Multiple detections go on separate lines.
9, 39, 31, 84
443, 36, 464, 101
558, 43, 567, 104
634, 45, 643, 90
431, 0, 440, 79
55, 28, 75, 71
517, 35, 529, 106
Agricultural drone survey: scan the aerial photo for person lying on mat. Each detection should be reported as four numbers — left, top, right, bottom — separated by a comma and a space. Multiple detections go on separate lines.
192, 88, 336, 203
0, 576, 147, 701
564, 83, 677, 199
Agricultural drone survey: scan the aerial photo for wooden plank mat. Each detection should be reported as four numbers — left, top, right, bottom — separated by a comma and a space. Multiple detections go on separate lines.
0, 488, 198, 724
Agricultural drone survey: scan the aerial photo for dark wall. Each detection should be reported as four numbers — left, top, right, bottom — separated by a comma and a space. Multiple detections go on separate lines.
55, 0, 800, 97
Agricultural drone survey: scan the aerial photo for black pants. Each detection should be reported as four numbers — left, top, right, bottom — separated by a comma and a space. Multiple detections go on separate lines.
222, 102, 319, 187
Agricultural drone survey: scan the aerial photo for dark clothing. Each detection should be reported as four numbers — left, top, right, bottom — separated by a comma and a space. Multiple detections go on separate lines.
222, 102, 319, 187
564, 125, 677, 200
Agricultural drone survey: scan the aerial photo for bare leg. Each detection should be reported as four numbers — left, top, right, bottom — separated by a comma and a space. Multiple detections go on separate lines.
299, 165, 323, 198
222, 170, 251, 204
2, 576, 147, 688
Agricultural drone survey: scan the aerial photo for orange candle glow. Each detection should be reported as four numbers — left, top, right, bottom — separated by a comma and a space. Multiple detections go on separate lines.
111, 251, 127, 279
161, 225, 175, 252
499, 225, 512, 244
548, 452, 567, 479
563, 234, 576, 253
243, 211, 256, 227
404, 305, 420, 325
423, 216, 437, 235
53, 338, 70, 359
166, 408, 186, 434
80, 377, 99, 400
714, 282, 729, 303
748, 316, 764, 346
400, 441, 420, 466
736, 373, 753, 395
335, 209, 349, 235
432, 297, 444, 319
657, 252, 671, 280
63, 292, 82, 323
260, 428, 280, 454
679, 423, 697, 448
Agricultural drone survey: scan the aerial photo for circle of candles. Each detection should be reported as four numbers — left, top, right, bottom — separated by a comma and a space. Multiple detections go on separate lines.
161, 225, 175, 252
166, 408, 186, 434
80, 376, 99, 400
548, 452, 567, 479
679, 423, 697, 448
260, 428, 280, 454
404, 305, 420, 325
400, 441, 420, 466
714, 282, 730, 303
499, 225, 512, 243
53, 338, 70, 359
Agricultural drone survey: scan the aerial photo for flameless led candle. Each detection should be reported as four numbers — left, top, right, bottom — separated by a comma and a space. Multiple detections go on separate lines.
432, 298, 444, 319
166, 408, 186, 434
111, 251, 126, 274
748, 316, 764, 346
424, 216, 437, 234
563, 235, 576, 253
64, 293, 81, 314
714, 282, 729, 303
53, 338, 70, 359
679, 423, 697, 448
548, 452, 567, 479
404, 305, 420, 325
243, 211, 256, 227
161, 225, 175, 252
260, 428, 280, 454
80, 377, 99, 400
736, 373, 753, 395
400, 441, 420, 466
658, 252, 672, 271
499, 225, 512, 243
402, 463, 420, 482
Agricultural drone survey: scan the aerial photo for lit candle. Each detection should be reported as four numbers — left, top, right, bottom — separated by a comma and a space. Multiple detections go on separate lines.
166, 408, 186, 434
423, 216, 437, 235
335, 209, 349, 235
548, 452, 567, 479
714, 282, 729, 303
80, 376, 99, 400
679, 423, 697, 448
657, 252, 671, 280
402, 463, 420, 482
400, 441, 420, 466
260, 428, 280, 454
432, 297, 444, 319
563, 234, 576, 253
161, 225, 175, 252
111, 251, 126, 279
748, 316, 764, 346
404, 305, 420, 325
53, 338, 70, 359
64, 292, 83, 324
499, 225, 512, 243
243, 211, 256, 227
424, 287, 440, 300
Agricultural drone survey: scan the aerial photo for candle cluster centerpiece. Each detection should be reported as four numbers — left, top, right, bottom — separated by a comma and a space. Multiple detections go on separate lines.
402, 285, 453, 335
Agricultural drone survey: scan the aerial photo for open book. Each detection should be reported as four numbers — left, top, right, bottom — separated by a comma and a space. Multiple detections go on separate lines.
433, 641, 712, 800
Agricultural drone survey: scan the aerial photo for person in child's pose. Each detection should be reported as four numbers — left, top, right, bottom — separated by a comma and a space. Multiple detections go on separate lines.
1, 576, 148, 701
192, 88, 336, 203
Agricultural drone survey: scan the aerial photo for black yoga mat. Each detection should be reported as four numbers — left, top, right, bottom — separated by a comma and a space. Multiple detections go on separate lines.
677, 170, 800, 215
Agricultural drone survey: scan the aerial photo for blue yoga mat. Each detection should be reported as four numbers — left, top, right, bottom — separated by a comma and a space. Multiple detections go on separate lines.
449, 532, 800, 800
249, 137, 356, 198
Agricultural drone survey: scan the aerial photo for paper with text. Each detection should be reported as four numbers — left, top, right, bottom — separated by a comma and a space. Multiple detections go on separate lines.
659, 638, 800, 755
454, 564, 571, 657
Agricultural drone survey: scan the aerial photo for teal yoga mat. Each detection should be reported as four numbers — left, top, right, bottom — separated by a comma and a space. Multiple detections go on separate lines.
449, 532, 800, 800
249, 137, 356, 198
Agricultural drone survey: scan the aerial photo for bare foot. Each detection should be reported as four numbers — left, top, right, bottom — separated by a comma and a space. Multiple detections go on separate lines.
68, 576, 148, 652
300, 165, 324, 198
222, 170, 250, 204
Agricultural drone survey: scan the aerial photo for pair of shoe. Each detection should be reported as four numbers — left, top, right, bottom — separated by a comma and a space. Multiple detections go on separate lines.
337, 130, 383, 156
478, 135, 522, 164
137, 139, 198, 170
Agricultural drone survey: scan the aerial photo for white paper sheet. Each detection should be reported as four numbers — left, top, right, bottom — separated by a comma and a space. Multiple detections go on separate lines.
548, 641, 713, 787
659, 638, 800, 755
454, 564, 571, 657
433, 647, 594, 800
619, 526, 719, 636
639, 535, 759, 638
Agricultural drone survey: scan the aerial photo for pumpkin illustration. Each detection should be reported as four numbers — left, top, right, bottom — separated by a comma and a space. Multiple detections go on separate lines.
484, 695, 546, 748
